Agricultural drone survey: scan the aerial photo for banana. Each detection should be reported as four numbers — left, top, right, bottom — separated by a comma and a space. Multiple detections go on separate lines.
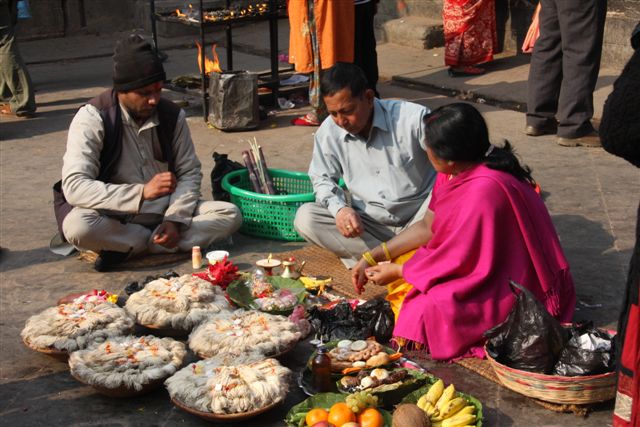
452, 405, 476, 417
417, 393, 430, 410
435, 384, 456, 411
441, 413, 476, 427
438, 397, 467, 419
423, 401, 439, 417
425, 379, 445, 404
431, 422, 443, 427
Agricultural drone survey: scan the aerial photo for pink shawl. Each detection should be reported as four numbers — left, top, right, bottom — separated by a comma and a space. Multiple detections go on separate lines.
394, 165, 576, 360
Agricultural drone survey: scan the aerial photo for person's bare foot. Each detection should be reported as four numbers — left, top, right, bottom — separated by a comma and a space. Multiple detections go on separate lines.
0, 103, 36, 118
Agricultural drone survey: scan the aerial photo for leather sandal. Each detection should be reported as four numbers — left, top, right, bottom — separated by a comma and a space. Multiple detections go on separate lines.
291, 113, 320, 126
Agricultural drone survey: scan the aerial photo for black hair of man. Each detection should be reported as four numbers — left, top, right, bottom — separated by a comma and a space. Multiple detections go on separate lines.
320, 62, 369, 99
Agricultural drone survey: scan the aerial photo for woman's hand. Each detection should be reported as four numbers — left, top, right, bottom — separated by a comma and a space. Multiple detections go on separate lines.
365, 263, 403, 287
351, 258, 371, 294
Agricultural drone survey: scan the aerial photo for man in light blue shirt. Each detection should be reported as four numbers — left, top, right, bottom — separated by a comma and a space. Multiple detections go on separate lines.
294, 62, 436, 268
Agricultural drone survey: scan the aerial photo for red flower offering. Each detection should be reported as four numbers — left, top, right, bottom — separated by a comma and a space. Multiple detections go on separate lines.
192, 257, 239, 290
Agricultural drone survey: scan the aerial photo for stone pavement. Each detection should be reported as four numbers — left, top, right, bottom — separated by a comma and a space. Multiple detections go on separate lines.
1, 21, 639, 427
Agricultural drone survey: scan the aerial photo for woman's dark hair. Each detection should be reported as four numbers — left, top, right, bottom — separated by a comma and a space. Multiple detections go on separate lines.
424, 103, 534, 183
320, 62, 369, 98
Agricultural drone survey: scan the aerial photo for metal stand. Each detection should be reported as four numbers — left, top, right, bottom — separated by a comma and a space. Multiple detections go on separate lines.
150, 0, 285, 121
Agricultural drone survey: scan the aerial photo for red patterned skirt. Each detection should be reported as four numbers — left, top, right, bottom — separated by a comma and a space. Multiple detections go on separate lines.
613, 300, 639, 427
443, 0, 497, 67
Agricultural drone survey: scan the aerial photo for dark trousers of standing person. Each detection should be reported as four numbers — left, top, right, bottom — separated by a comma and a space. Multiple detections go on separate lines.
354, 0, 379, 97
526, 0, 606, 139
0, 0, 36, 116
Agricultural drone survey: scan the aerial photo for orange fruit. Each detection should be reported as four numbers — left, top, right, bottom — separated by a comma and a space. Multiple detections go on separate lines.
328, 402, 356, 426
305, 408, 329, 426
358, 407, 384, 427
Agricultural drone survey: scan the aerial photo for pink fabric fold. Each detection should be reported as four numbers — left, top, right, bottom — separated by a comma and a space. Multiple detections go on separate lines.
394, 165, 576, 360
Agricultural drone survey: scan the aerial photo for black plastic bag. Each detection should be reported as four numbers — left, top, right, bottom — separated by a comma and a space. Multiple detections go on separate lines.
208, 71, 259, 131
210, 152, 245, 202
354, 298, 395, 343
553, 322, 616, 376
124, 270, 179, 296
308, 301, 362, 341
485, 280, 568, 374
308, 299, 395, 343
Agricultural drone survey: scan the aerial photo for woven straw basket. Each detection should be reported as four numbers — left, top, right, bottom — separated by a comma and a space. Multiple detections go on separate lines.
485, 344, 616, 404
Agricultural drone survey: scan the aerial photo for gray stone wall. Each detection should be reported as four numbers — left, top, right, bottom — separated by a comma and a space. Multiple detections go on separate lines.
15, 0, 143, 40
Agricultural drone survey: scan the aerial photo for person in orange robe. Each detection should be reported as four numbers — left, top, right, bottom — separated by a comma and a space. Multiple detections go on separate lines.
287, 0, 354, 126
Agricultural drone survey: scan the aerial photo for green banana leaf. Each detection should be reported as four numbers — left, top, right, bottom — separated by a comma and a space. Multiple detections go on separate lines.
226, 274, 306, 316
284, 392, 393, 427
401, 382, 484, 427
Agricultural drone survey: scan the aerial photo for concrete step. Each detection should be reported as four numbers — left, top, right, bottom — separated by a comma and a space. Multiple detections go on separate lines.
382, 16, 444, 50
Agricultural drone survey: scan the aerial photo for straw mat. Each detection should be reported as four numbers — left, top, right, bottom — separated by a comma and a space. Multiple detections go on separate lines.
278, 245, 387, 300
78, 250, 189, 269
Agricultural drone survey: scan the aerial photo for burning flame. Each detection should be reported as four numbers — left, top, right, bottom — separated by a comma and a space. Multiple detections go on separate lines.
196, 42, 223, 74
175, 4, 193, 18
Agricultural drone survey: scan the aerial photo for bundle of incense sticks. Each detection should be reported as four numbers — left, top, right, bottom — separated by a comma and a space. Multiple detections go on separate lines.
241, 138, 276, 194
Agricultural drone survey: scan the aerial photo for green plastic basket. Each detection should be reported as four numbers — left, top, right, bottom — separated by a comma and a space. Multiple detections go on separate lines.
222, 168, 315, 241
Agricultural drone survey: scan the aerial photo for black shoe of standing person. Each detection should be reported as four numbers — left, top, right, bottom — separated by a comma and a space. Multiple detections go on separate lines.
524, 120, 558, 136
94, 249, 131, 272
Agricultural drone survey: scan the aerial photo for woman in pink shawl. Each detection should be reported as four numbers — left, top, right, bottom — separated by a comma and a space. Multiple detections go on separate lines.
351, 103, 576, 361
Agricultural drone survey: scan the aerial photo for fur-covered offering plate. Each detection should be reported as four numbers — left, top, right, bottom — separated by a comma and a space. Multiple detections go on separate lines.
124, 275, 232, 335
21, 290, 134, 359
189, 310, 301, 359
69, 335, 186, 397
165, 353, 291, 421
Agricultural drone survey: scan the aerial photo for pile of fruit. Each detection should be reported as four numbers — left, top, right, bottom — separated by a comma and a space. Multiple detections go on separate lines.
415, 379, 477, 427
304, 391, 384, 427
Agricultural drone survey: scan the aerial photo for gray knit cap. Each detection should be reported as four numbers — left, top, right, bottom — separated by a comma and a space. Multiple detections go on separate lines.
112, 34, 165, 91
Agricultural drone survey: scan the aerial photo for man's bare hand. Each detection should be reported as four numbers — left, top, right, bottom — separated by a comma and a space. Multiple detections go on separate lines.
336, 207, 363, 237
143, 172, 176, 200
152, 221, 181, 248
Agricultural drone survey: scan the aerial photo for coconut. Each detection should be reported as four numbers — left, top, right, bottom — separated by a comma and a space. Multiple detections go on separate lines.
392, 403, 430, 427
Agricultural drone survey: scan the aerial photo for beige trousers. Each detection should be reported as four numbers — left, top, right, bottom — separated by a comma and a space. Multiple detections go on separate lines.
63, 200, 241, 255
294, 194, 431, 268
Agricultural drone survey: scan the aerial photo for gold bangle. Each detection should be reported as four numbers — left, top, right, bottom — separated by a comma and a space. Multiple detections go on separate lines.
362, 251, 377, 266
381, 242, 392, 261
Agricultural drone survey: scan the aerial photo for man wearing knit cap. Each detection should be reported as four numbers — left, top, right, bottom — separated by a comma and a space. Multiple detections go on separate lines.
54, 34, 241, 271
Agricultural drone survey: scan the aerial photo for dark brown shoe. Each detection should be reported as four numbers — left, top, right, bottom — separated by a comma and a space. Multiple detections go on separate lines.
525, 122, 557, 136
557, 131, 601, 147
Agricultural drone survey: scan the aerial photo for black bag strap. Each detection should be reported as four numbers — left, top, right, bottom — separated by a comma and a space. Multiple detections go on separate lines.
156, 98, 181, 174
